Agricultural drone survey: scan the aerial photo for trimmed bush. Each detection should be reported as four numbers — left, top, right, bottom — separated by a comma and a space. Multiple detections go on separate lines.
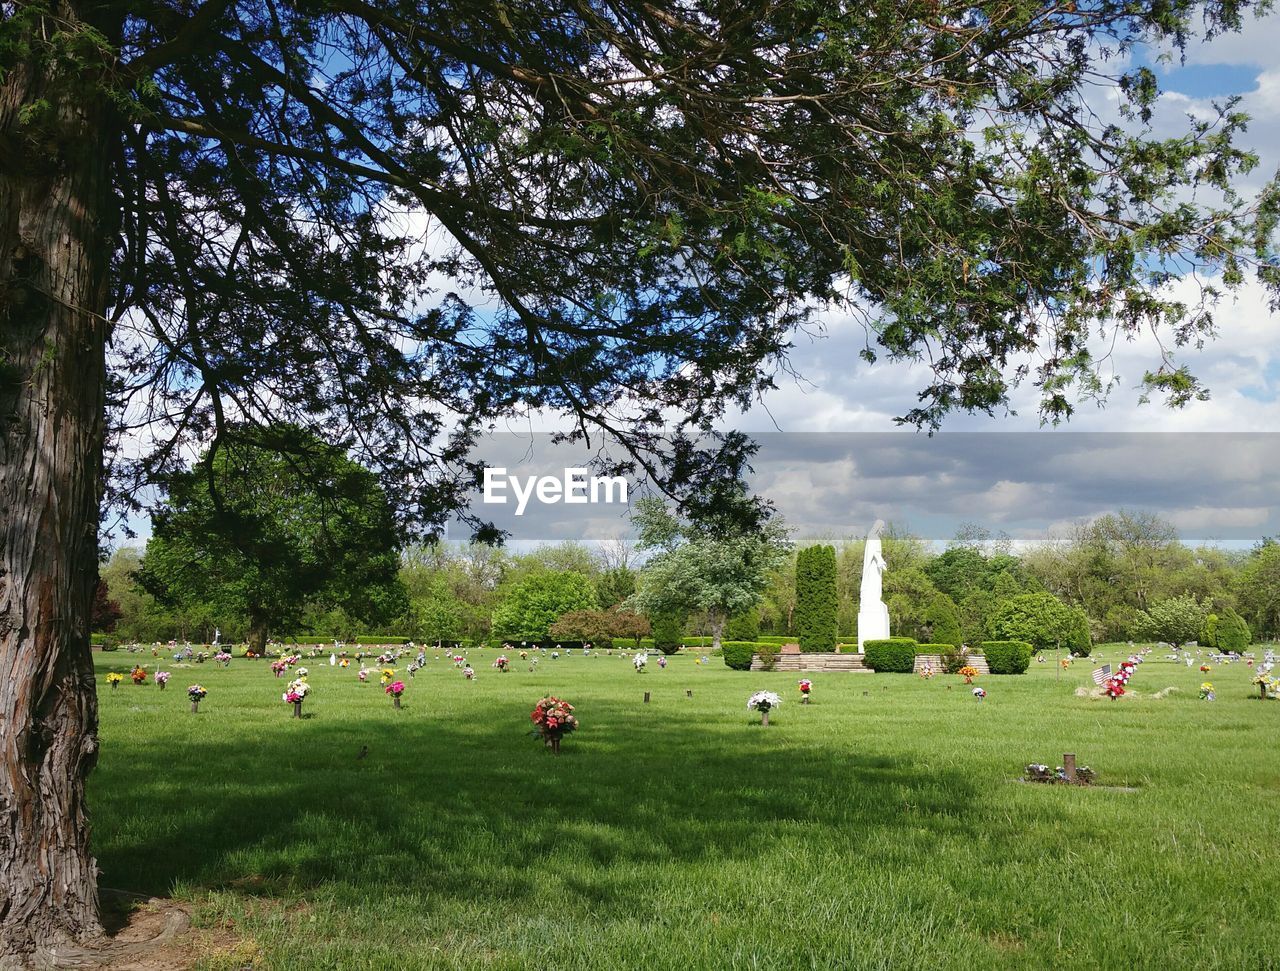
982, 640, 1033, 674
1215, 607, 1252, 653
721, 642, 755, 670
863, 639, 916, 673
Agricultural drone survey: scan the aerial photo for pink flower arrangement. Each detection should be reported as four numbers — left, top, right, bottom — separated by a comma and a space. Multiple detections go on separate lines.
155, 671, 171, 689
384, 680, 405, 697
271, 660, 287, 677
493, 655, 510, 672
530, 696, 578, 753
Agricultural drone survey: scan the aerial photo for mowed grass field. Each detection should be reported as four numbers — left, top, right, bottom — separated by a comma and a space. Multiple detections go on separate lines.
89, 646, 1278, 970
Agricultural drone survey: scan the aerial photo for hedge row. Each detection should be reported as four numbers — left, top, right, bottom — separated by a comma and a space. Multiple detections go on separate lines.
979, 641, 1033, 674
863, 639, 917, 672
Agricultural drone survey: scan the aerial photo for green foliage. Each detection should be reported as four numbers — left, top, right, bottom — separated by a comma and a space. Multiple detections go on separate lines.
991, 593, 1091, 655
595, 567, 637, 609
726, 606, 762, 642
721, 642, 756, 671
630, 496, 790, 649
1215, 607, 1252, 653
981, 641, 1033, 674
1131, 595, 1208, 648
1202, 613, 1219, 648
755, 645, 779, 672
491, 572, 598, 643
795, 545, 838, 652
922, 593, 963, 647
1237, 542, 1280, 639
137, 426, 407, 652
649, 609, 688, 654
863, 639, 917, 673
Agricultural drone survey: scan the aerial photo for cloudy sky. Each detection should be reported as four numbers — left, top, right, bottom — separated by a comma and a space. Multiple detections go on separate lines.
472, 14, 1280, 547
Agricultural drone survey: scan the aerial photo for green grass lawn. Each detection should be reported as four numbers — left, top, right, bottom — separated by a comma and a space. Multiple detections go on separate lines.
89, 646, 1278, 970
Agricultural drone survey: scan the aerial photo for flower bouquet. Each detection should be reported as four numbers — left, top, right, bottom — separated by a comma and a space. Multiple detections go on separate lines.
530, 696, 578, 754
1198, 681, 1215, 701
1253, 672, 1278, 699
633, 652, 647, 673
187, 684, 206, 712
798, 679, 812, 703
379, 668, 395, 685
1200, 664, 1211, 673
747, 690, 782, 726
918, 663, 934, 680
1103, 677, 1125, 700
155, 671, 170, 690
358, 668, 369, 682
972, 686, 986, 701
957, 665, 980, 684
130, 665, 148, 685
463, 665, 475, 680
283, 678, 310, 717
105, 672, 123, 691
385, 680, 406, 708
493, 655, 510, 672
658, 655, 667, 669
271, 659, 287, 677
214, 651, 232, 667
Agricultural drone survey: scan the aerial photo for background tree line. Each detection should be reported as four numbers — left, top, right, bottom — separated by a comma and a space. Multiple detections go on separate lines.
98, 510, 1280, 650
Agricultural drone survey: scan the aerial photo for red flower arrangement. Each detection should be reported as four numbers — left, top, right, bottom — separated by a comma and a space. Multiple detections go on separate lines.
530, 696, 578, 754
130, 665, 148, 685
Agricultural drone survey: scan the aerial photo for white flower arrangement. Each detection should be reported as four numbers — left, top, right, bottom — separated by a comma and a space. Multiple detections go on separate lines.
747, 691, 782, 712
633, 652, 647, 671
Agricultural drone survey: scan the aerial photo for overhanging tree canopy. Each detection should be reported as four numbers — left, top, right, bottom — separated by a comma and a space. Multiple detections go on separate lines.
2, 0, 1280, 962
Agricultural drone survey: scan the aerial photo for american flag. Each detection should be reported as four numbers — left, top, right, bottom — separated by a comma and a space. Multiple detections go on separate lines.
1091, 664, 1112, 686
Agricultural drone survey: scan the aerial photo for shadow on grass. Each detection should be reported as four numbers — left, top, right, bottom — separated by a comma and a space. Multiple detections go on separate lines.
92, 699, 980, 906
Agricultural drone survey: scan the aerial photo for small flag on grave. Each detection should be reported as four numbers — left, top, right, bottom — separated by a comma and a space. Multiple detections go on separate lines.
1091, 664, 1112, 686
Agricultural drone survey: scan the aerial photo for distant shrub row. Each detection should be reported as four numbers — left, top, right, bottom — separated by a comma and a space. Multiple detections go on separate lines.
862, 638, 1033, 674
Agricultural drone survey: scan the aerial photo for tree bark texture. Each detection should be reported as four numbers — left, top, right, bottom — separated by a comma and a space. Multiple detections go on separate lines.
1, 5, 118, 964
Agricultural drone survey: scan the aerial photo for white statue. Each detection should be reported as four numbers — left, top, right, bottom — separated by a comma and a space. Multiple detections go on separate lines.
856, 519, 891, 652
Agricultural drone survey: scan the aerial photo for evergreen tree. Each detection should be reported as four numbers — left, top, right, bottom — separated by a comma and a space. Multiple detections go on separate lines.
1215, 607, 1252, 653
796, 545, 838, 652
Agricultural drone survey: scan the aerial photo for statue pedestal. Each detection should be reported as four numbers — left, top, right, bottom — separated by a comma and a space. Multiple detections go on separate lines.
856, 602, 890, 653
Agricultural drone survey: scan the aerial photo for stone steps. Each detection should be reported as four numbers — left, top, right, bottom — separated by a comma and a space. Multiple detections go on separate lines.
752, 653, 872, 673
913, 653, 989, 675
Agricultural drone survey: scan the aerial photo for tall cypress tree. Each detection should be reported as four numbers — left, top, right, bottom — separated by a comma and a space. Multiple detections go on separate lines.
797, 545, 838, 652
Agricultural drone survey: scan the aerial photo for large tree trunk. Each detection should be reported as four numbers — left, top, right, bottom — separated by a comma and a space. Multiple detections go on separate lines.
0, 6, 118, 965
709, 611, 726, 653
248, 615, 269, 657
